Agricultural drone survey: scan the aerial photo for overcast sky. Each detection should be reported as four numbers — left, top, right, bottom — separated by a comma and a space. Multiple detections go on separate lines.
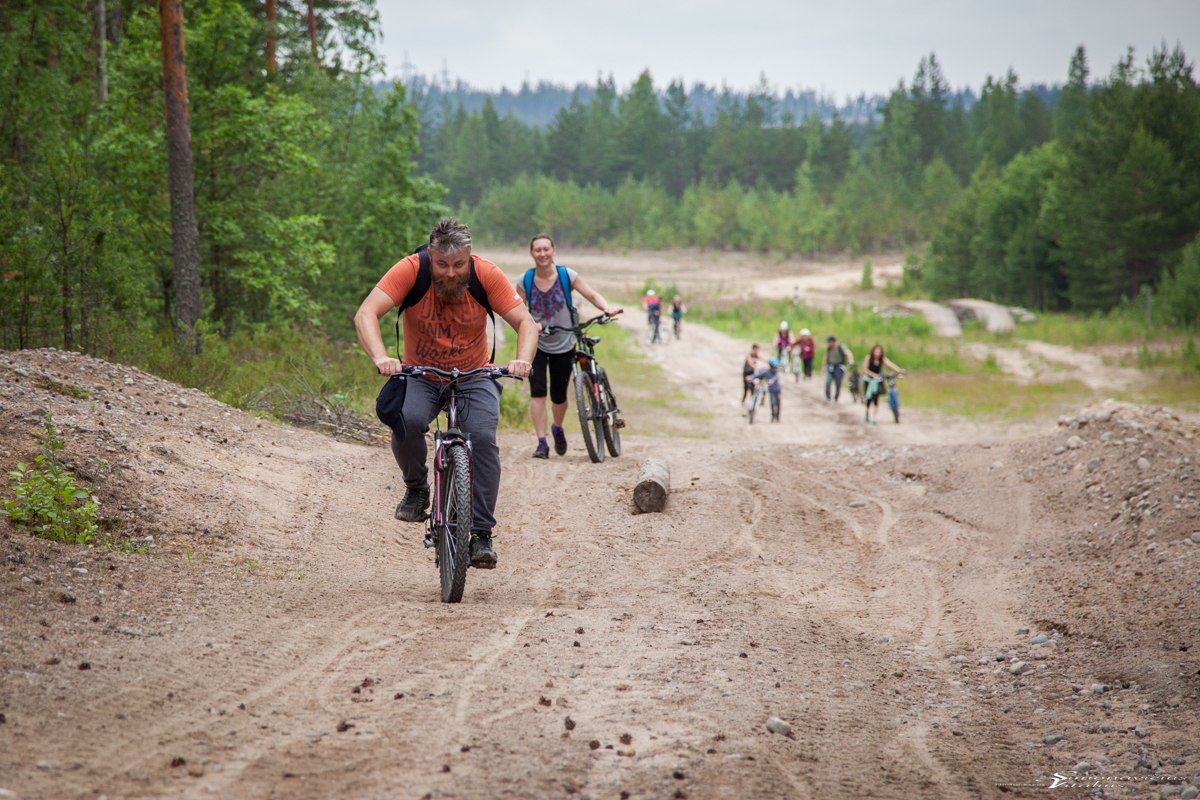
374, 0, 1200, 99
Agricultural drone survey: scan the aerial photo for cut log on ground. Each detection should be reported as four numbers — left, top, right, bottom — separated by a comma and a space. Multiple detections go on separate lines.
634, 459, 670, 513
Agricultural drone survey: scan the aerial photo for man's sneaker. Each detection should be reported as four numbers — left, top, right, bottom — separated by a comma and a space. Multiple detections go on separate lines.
551, 424, 568, 456
394, 487, 430, 522
469, 533, 497, 569
533, 439, 550, 459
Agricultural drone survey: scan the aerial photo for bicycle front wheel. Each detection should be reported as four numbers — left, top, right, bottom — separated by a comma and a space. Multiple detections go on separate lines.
598, 367, 621, 457
438, 445, 472, 603
748, 388, 761, 424
574, 367, 602, 463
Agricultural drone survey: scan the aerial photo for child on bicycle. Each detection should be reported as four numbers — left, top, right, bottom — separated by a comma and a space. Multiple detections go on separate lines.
644, 290, 663, 343
670, 296, 685, 338
795, 328, 816, 379
749, 356, 784, 422
742, 343, 763, 404
775, 321, 793, 360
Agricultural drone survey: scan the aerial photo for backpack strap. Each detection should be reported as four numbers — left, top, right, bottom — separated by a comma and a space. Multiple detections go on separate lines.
393, 245, 496, 363
556, 265, 577, 324
522, 268, 535, 306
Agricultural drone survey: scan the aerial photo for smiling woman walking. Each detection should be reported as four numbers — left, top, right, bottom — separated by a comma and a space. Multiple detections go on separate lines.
517, 233, 621, 459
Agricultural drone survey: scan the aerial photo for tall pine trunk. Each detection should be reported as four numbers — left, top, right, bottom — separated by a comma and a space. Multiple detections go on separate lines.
265, 0, 277, 74
93, 0, 107, 103
306, 0, 318, 63
158, 0, 202, 351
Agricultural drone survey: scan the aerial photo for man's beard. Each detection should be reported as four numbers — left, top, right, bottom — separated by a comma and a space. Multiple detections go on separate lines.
432, 272, 469, 301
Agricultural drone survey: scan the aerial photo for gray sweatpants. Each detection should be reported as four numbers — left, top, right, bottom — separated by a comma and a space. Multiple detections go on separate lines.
388, 375, 503, 534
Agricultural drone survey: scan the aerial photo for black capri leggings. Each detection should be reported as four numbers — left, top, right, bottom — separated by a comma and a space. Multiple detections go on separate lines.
530, 349, 575, 403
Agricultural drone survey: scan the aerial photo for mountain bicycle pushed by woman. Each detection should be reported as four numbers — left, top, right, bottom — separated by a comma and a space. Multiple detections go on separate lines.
541, 312, 626, 462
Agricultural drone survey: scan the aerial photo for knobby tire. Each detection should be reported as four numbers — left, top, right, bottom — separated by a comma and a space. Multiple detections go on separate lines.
438, 445, 472, 603
598, 367, 621, 457
748, 387, 762, 424
575, 367, 602, 463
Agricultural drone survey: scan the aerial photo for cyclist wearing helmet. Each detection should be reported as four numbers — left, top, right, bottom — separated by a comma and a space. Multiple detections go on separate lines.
795, 327, 816, 379
749, 356, 784, 422
643, 289, 663, 343
775, 321, 793, 360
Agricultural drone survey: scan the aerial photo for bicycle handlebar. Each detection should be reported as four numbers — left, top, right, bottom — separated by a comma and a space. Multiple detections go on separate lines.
399, 365, 521, 381
540, 310, 623, 336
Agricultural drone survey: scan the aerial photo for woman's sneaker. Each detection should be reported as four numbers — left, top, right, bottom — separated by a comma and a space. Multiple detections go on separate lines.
533, 439, 550, 459
551, 424, 568, 455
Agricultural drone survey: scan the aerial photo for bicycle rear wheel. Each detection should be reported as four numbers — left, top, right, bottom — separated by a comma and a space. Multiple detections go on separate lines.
438, 445, 472, 603
574, 367, 602, 463
598, 367, 621, 457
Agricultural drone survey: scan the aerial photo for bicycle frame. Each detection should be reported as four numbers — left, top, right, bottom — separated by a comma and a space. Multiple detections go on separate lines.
544, 313, 614, 404
542, 313, 624, 462
397, 365, 511, 545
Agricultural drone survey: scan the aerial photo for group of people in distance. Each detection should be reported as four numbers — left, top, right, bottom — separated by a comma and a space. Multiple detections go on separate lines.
641, 289, 685, 343
353, 219, 620, 570
742, 321, 905, 425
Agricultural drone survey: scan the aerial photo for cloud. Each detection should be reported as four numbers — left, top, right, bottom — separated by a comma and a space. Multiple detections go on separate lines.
376, 0, 1200, 96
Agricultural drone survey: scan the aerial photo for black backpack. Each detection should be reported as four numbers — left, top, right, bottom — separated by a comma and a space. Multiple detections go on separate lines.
392, 244, 496, 362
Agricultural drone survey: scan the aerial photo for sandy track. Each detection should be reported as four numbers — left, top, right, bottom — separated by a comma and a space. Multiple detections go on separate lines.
2, 253, 1198, 798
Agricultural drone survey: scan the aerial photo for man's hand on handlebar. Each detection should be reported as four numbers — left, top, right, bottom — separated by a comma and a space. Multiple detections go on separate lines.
374, 356, 403, 375
505, 358, 532, 379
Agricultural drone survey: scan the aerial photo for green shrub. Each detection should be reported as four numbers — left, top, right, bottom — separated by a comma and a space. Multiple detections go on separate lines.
1, 418, 98, 545
1157, 234, 1200, 328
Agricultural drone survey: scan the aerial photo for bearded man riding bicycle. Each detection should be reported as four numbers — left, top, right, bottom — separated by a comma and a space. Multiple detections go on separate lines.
353, 218, 538, 568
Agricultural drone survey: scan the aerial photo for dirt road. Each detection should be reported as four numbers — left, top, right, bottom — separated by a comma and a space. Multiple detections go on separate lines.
2, 260, 1198, 798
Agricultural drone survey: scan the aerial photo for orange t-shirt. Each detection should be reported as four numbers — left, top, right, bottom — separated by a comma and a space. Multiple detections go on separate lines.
376, 253, 522, 371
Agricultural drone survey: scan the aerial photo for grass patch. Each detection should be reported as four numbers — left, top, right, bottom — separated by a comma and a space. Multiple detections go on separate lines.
1013, 306, 1151, 347
905, 374, 1095, 421
1115, 369, 1200, 411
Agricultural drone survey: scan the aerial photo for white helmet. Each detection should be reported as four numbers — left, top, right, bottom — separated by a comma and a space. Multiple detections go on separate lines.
800, 328, 810, 336
779, 321, 789, 330
646, 289, 656, 297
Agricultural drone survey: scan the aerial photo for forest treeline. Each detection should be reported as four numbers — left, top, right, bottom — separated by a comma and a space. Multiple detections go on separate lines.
420, 47, 1200, 318
1, 0, 445, 354
3, 1, 1198, 364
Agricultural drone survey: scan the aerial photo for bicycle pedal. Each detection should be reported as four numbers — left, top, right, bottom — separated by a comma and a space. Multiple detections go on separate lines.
615, 419, 626, 429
